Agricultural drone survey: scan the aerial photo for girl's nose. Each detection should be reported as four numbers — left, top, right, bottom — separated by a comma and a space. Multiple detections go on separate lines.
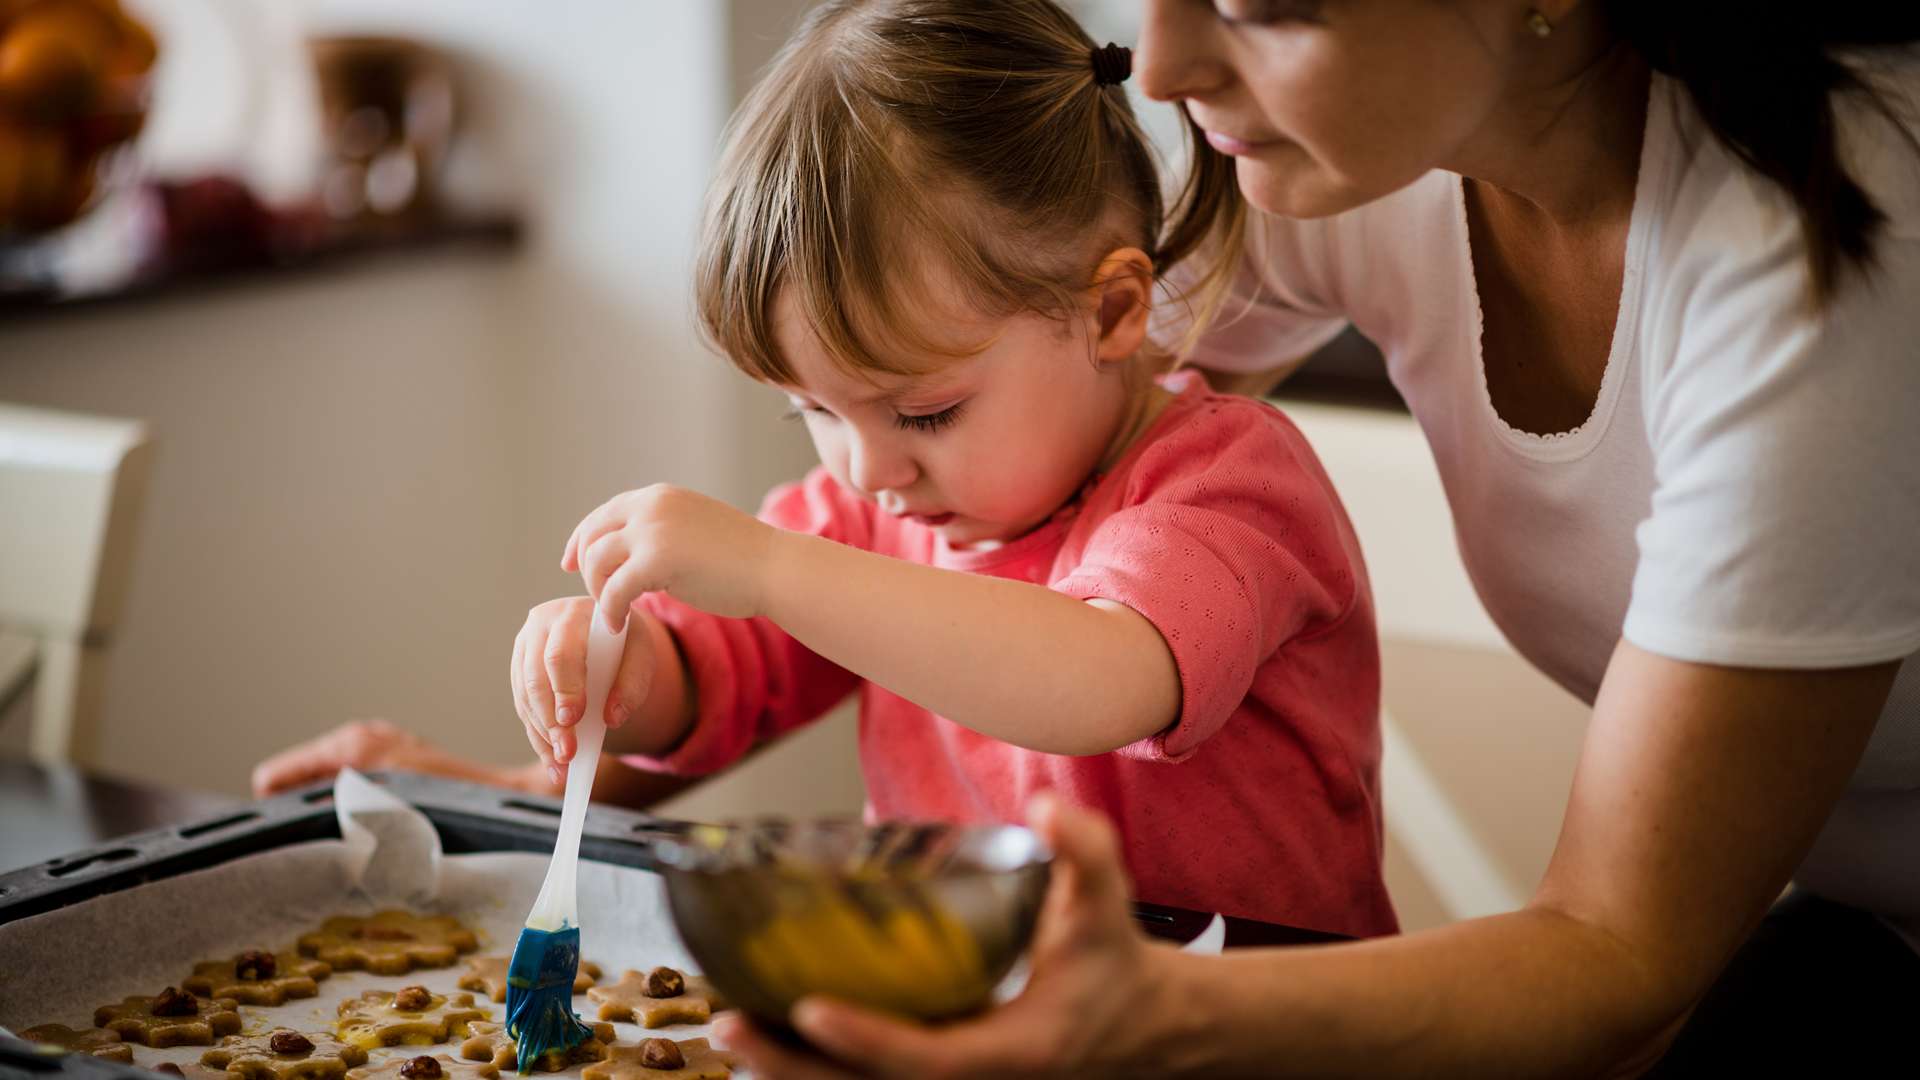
1136, 0, 1227, 103
847, 429, 918, 498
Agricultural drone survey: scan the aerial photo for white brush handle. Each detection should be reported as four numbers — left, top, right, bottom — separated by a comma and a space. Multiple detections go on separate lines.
527, 613, 626, 931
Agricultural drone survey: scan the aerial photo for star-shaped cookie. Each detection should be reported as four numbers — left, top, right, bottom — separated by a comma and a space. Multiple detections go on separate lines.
184, 950, 332, 1005
335, 988, 488, 1051
19, 1023, 132, 1063
457, 1020, 616, 1073
586, 969, 727, 1028
580, 1039, 736, 1080
456, 956, 603, 1003
298, 912, 478, 975
94, 989, 242, 1048
200, 1030, 370, 1080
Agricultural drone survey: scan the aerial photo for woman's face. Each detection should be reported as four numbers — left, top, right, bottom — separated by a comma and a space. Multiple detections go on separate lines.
1137, 0, 1543, 218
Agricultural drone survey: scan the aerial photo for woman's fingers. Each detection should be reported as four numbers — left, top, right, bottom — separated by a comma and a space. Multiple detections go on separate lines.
712, 1016, 864, 1080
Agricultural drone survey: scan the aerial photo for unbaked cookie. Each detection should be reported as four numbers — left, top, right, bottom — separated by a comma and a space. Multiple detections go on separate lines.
457, 1019, 616, 1073
298, 912, 478, 975
346, 1053, 498, 1080
154, 1062, 240, 1080
94, 988, 242, 1048
581, 1039, 736, 1080
184, 950, 332, 1006
200, 1030, 370, 1080
335, 988, 488, 1050
19, 1023, 132, 1063
586, 969, 727, 1028
457, 956, 603, 1002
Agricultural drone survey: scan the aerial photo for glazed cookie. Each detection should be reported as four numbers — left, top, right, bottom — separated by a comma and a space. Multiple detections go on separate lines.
184, 950, 331, 1006
201, 1030, 370, 1080
20, 1023, 132, 1063
457, 1020, 616, 1073
154, 1062, 241, 1080
457, 956, 602, 1002
586, 969, 727, 1028
335, 988, 488, 1050
581, 1039, 736, 1080
347, 1054, 499, 1080
94, 988, 242, 1048
298, 912, 478, 975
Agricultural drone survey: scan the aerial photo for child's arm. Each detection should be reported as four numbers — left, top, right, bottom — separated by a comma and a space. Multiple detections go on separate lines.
566, 484, 1181, 757
765, 532, 1181, 755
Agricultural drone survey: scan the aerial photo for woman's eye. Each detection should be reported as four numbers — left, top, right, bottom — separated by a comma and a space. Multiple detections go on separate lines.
894, 403, 965, 433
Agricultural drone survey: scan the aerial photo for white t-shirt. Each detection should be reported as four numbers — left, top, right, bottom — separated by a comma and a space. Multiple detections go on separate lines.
1170, 60, 1920, 938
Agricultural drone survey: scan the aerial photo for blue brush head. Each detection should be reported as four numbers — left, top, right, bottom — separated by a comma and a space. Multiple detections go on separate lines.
504, 925, 593, 1074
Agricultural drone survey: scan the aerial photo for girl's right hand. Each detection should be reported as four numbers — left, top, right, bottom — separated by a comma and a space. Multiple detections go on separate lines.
510, 595, 658, 783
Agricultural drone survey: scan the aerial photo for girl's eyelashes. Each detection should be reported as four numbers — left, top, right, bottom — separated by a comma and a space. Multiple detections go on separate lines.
894, 402, 965, 433
1213, 0, 1323, 26
783, 402, 833, 421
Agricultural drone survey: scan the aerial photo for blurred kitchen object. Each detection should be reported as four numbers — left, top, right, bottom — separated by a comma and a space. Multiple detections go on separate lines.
309, 35, 454, 231
0, 0, 157, 236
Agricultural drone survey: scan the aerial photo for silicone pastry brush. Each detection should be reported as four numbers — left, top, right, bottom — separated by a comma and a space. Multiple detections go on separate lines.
505, 614, 627, 1072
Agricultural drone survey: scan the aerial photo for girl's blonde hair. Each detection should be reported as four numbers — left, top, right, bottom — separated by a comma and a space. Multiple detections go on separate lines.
695, 0, 1233, 383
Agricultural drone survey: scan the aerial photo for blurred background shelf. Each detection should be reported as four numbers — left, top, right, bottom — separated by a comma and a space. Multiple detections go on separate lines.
0, 212, 522, 323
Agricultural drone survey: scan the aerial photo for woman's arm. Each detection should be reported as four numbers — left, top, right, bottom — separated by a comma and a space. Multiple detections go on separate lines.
740, 642, 1896, 1078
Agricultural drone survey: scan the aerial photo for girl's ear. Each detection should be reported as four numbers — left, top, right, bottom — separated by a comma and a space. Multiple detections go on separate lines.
1091, 247, 1156, 364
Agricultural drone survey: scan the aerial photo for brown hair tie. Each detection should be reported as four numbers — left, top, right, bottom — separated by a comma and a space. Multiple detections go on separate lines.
1091, 42, 1131, 86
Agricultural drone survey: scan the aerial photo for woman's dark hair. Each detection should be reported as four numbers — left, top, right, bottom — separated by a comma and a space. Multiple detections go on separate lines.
1168, 6, 1920, 332
1605, 4, 1920, 307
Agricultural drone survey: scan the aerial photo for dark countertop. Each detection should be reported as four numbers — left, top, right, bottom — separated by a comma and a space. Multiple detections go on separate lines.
0, 757, 239, 874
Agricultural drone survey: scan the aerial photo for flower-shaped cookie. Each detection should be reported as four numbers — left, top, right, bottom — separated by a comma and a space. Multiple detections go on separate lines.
457, 1020, 617, 1073
200, 1030, 370, 1080
581, 1039, 736, 1080
94, 988, 242, 1048
335, 988, 488, 1051
184, 950, 332, 1006
298, 912, 478, 975
347, 1053, 499, 1080
20, 1023, 132, 1063
586, 969, 727, 1028
457, 956, 603, 1003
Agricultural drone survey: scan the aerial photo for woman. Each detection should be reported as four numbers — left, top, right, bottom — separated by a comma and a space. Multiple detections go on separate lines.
714, 1, 1920, 1075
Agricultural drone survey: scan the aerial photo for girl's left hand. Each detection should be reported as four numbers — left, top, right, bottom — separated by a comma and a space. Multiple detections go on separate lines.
563, 484, 779, 627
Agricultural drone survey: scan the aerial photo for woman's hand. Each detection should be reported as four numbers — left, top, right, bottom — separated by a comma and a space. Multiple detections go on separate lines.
512, 596, 692, 780
250, 718, 535, 797
717, 795, 1192, 1079
563, 484, 780, 629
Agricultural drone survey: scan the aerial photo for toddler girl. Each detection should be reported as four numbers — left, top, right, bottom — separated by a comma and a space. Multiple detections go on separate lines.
512, 0, 1394, 936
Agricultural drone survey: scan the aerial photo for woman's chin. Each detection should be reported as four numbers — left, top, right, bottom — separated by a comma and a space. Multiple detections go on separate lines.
1235, 158, 1381, 221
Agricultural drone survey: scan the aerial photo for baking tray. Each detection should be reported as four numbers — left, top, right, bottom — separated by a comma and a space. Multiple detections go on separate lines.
0, 771, 1343, 1078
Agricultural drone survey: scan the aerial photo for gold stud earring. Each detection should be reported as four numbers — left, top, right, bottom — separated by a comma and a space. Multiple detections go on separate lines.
1526, 8, 1553, 38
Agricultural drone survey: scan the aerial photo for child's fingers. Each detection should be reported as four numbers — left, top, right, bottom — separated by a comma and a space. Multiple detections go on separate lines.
541, 602, 591, 732
512, 635, 561, 783
579, 531, 633, 623
566, 504, 620, 581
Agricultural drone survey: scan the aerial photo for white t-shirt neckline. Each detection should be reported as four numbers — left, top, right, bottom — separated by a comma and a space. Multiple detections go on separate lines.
1454, 76, 1671, 464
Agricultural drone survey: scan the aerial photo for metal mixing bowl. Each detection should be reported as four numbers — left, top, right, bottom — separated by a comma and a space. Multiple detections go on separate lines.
646, 819, 1052, 1028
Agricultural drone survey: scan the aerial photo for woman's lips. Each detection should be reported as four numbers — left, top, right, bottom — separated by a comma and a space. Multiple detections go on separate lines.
1204, 128, 1270, 156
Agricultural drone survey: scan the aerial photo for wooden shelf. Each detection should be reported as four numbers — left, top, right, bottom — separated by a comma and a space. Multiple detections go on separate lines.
0, 214, 523, 325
